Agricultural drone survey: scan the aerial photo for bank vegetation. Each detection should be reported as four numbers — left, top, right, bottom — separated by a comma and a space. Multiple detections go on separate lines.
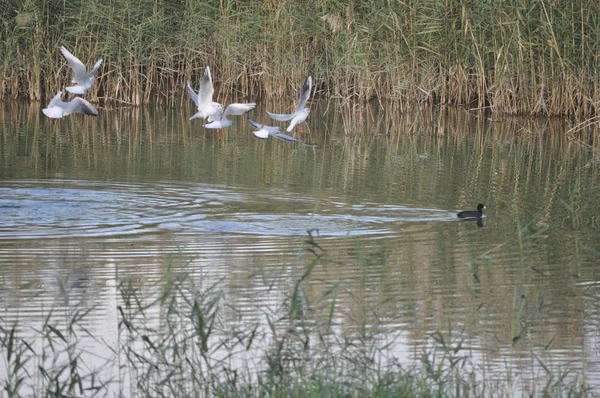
1, 0, 599, 117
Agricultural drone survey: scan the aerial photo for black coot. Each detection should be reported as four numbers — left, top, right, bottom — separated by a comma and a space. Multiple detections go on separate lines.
457, 203, 485, 219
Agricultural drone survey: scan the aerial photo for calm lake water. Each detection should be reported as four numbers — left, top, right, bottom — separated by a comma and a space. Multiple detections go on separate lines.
1, 102, 600, 394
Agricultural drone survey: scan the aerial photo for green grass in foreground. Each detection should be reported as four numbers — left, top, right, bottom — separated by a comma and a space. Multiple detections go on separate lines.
0, 231, 594, 397
1, 0, 600, 117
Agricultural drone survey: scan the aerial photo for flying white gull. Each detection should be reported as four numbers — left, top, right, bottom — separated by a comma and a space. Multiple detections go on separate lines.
266, 76, 312, 132
204, 103, 256, 129
42, 91, 99, 119
187, 66, 222, 121
248, 118, 310, 144
60, 46, 103, 94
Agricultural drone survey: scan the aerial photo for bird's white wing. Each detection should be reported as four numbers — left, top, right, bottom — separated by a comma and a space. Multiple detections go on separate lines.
265, 110, 295, 121
204, 117, 231, 129
248, 118, 281, 133
207, 106, 224, 122
287, 117, 301, 132
286, 109, 309, 132
47, 91, 64, 108
60, 46, 87, 81
295, 76, 312, 113
272, 131, 304, 143
249, 118, 305, 143
186, 81, 200, 107
68, 97, 99, 116
204, 120, 222, 129
223, 103, 256, 117
42, 107, 64, 119
197, 66, 214, 108
89, 58, 103, 77
252, 129, 270, 139
247, 118, 262, 130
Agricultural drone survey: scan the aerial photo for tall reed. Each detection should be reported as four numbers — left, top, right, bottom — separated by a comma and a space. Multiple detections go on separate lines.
1, 0, 599, 117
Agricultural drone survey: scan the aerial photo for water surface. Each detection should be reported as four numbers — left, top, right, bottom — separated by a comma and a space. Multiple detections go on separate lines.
1, 103, 599, 394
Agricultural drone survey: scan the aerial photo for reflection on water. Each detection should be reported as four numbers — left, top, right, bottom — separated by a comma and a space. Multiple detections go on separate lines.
1, 102, 600, 393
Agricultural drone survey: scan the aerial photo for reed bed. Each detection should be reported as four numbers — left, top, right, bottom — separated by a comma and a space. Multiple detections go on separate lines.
1, 0, 599, 117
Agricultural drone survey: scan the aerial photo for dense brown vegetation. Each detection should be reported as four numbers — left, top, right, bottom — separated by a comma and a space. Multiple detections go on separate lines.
1, 0, 599, 117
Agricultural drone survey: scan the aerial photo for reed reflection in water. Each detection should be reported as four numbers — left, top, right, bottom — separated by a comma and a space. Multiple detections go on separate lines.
1, 101, 599, 394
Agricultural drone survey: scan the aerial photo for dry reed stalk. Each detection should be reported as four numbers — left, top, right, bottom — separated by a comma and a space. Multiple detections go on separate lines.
0, 0, 599, 118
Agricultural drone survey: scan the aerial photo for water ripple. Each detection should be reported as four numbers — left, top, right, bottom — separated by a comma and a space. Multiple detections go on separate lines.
0, 180, 455, 239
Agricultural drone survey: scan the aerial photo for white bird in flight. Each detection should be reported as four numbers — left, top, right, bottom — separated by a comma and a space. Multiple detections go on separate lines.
204, 103, 256, 129
187, 66, 222, 121
266, 76, 312, 132
60, 46, 103, 94
42, 91, 99, 119
248, 118, 310, 144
